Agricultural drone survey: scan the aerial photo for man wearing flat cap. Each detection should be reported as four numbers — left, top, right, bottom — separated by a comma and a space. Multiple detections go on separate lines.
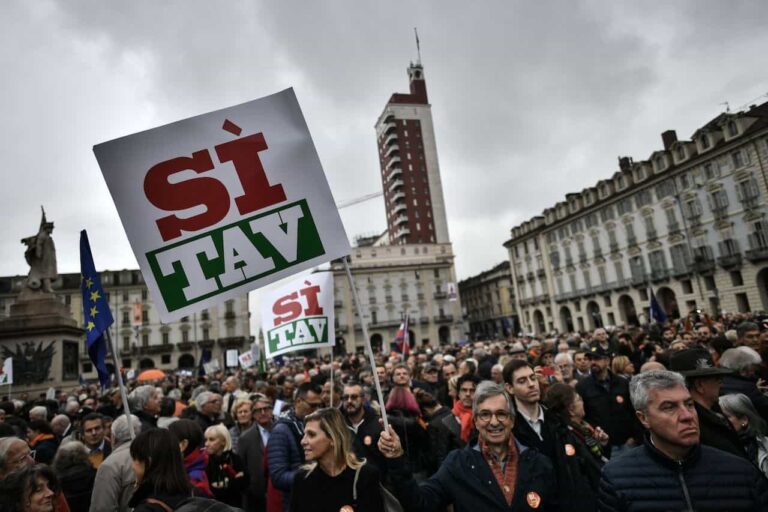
669, 347, 746, 459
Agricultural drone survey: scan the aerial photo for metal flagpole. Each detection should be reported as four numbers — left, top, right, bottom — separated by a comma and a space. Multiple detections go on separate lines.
106, 330, 135, 440
329, 347, 334, 407
343, 258, 389, 431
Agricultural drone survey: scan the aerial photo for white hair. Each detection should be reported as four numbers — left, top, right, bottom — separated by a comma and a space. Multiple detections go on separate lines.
629, 370, 686, 412
29, 406, 48, 421
719, 347, 762, 374
554, 353, 573, 365
128, 385, 157, 412
111, 414, 142, 446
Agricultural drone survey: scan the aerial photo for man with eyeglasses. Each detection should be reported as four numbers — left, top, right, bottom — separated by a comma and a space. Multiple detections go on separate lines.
239, 394, 275, 512
268, 382, 323, 511
342, 381, 385, 474
379, 381, 555, 511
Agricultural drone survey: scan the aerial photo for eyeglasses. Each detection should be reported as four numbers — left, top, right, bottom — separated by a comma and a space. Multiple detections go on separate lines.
475, 410, 512, 423
341, 394, 361, 401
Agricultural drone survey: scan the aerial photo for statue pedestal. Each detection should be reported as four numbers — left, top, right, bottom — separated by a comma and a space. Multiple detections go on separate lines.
0, 293, 83, 397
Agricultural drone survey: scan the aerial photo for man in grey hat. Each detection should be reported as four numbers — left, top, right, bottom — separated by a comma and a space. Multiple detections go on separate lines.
669, 347, 746, 458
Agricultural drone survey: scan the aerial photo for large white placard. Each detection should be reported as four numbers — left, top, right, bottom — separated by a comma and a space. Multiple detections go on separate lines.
93, 89, 350, 323
260, 272, 335, 359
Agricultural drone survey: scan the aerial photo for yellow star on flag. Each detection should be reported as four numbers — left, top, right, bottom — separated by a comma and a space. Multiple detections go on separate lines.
85, 278, 93, 289
90, 290, 101, 302
90, 306, 98, 317
87, 321, 95, 332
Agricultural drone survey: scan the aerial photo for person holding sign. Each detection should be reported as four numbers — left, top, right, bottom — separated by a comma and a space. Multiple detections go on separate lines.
378, 381, 556, 511
289, 408, 384, 512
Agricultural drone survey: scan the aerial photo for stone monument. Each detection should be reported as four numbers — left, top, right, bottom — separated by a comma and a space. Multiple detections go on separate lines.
0, 208, 83, 396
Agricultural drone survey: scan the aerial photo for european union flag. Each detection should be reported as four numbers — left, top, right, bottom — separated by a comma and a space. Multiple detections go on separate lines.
80, 230, 114, 389
649, 288, 668, 324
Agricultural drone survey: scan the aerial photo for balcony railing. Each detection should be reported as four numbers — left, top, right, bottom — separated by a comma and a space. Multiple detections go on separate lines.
646, 229, 658, 242
386, 166, 402, 182
385, 156, 401, 170
691, 257, 715, 274
712, 205, 729, 220
434, 315, 453, 323
384, 144, 400, 158
717, 253, 742, 270
394, 214, 408, 225
434, 291, 447, 300
392, 202, 407, 214
746, 233, 768, 262
394, 227, 410, 238
667, 222, 681, 236
388, 179, 404, 193
218, 336, 246, 349
627, 235, 638, 247
649, 268, 670, 282
610, 242, 620, 253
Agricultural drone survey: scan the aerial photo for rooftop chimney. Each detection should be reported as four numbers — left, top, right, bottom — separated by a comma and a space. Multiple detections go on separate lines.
661, 130, 678, 150
618, 156, 632, 172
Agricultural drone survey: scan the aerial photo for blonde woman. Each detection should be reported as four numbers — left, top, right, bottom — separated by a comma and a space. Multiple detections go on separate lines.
228, 397, 253, 452
289, 408, 384, 512
203, 424, 247, 507
611, 355, 635, 379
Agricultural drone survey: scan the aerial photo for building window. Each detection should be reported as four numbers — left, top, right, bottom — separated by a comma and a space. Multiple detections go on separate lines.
141, 334, 149, 347
670, 245, 690, 272
648, 250, 667, 272
736, 293, 750, 313
731, 150, 748, 169
617, 198, 633, 215
122, 292, 129, 302
702, 162, 719, 180
736, 178, 760, 208
676, 146, 686, 160
161, 354, 171, 365
727, 121, 738, 137
681, 280, 693, 294
141, 289, 148, 301
202, 328, 210, 340
142, 308, 149, 325
730, 271, 744, 287
122, 311, 130, 326
123, 336, 130, 350
700, 134, 710, 149
600, 206, 615, 222
182, 330, 189, 343
162, 332, 169, 345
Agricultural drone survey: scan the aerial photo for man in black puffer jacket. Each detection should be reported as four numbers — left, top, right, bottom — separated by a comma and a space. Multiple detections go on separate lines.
599, 370, 768, 511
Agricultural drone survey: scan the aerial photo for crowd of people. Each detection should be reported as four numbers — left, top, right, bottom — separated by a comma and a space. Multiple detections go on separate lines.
2, 311, 768, 511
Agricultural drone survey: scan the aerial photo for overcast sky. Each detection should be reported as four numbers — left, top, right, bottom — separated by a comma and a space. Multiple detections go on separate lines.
2, 1, 768, 316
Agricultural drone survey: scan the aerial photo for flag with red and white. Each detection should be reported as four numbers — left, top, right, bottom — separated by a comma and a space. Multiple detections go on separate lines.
394, 314, 410, 356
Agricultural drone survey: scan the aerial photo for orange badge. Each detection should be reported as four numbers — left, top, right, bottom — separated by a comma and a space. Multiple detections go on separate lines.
565, 444, 576, 456
616, 395, 625, 404
364, 435, 372, 446
527, 491, 541, 509
340, 506, 354, 512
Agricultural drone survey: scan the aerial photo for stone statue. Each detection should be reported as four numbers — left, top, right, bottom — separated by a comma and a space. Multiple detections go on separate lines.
21, 207, 57, 294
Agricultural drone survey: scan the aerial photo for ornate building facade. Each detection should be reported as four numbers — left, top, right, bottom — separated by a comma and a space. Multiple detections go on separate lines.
459, 261, 518, 340
331, 242, 461, 352
504, 102, 768, 334
0, 269, 251, 377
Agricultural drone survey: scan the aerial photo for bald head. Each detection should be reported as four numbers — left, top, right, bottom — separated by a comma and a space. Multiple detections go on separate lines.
640, 361, 666, 373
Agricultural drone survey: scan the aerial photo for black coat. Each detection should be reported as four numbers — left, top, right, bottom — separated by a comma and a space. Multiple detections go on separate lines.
513, 407, 601, 512
598, 439, 768, 511
425, 406, 457, 473
721, 374, 768, 423
387, 441, 556, 512
576, 372, 642, 446
57, 463, 96, 512
695, 401, 747, 459
345, 406, 386, 475
206, 450, 248, 508
237, 424, 267, 512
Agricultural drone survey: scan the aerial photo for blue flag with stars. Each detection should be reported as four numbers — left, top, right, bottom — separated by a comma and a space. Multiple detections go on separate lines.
80, 230, 114, 389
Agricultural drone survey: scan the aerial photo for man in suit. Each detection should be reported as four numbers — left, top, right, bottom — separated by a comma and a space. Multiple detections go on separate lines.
238, 395, 274, 512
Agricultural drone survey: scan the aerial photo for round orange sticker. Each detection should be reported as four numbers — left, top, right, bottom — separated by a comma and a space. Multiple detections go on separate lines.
364, 435, 372, 446
616, 395, 624, 404
340, 506, 354, 512
526, 491, 541, 509
565, 444, 576, 456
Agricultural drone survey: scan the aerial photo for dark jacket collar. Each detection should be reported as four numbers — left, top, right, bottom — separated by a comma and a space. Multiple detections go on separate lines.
643, 432, 701, 470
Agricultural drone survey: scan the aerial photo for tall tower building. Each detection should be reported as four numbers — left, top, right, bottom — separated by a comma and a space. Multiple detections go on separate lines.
375, 61, 450, 245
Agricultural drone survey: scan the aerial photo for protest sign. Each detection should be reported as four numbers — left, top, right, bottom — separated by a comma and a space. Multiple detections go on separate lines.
226, 349, 240, 368
261, 272, 334, 359
93, 88, 350, 323
0, 357, 12, 385
238, 351, 255, 369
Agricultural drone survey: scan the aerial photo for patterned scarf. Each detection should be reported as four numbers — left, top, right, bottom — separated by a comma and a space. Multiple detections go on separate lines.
480, 433, 518, 506
451, 400, 474, 443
